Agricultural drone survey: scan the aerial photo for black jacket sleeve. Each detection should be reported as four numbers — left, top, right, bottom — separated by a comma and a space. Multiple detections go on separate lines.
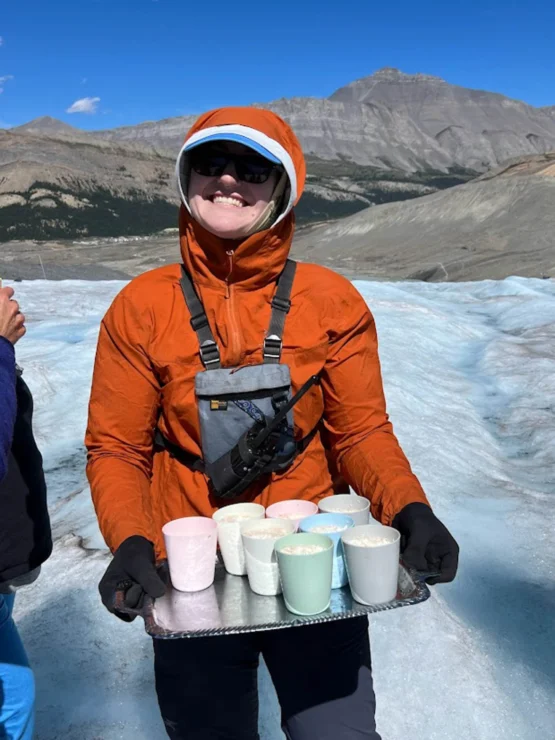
0, 337, 16, 483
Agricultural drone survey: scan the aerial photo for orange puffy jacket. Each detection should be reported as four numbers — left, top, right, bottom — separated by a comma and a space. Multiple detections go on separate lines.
85, 107, 429, 559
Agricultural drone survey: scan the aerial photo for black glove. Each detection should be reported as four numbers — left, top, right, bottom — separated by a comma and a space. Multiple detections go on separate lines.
392, 503, 459, 585
99, 535, 167, 622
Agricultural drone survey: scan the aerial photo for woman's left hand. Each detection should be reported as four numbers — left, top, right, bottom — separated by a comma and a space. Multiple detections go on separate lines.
0, 286, 26, 345
392, 502, 459, 584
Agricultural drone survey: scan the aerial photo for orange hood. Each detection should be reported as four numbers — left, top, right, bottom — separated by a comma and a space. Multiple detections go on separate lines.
176, 107, 306, 290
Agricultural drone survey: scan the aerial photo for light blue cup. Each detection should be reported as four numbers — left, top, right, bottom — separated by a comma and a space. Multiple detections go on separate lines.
299, 513, 354, 588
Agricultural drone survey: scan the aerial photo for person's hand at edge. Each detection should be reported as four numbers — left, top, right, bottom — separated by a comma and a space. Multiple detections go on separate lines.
0, 286, 26, 345
392, 502, 459, 585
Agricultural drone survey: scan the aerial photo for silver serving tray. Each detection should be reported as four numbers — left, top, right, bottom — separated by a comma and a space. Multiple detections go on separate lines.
131, 560, 431, 639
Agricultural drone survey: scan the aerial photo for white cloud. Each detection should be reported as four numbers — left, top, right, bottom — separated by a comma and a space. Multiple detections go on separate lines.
0, 37, 4, 47
0, 74, 13, 93
66, 96, 100, 114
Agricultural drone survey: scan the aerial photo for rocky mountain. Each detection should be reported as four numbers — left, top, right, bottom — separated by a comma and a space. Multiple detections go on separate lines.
2, 153, 553, 282
329, 68, 555, 171
1, 68, 553, 243
12, 116, 84, 137
0, 129, 177, 241
0, 129, 472, 242
299, 156, 468, 224
95, 97, 459, 171
95, 68, 555, 173
292, 153, 555, 281
93, 114, 196, 156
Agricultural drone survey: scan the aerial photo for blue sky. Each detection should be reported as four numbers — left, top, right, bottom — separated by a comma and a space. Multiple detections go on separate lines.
1, 0, 554, 130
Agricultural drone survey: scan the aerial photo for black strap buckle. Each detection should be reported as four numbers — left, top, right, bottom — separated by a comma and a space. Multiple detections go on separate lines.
271, 295, 291, 313
200, 340, 221, 366
190, 313, 209, 332
263, 334, 282, 360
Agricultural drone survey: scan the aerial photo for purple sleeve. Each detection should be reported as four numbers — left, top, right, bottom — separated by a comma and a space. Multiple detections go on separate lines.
0, 336, 16, 482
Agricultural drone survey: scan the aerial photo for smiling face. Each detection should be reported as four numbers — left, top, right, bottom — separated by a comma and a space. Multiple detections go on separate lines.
186, 141, 281, 239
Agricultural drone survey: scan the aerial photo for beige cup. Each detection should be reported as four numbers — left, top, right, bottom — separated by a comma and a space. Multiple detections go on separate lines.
240, 518, 295, 596
318, 494, 371, 526
213, 503, 265, 576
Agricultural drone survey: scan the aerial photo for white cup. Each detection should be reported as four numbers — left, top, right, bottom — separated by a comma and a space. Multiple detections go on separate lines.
213, 503, 265, 576
341, 524, 400, 605
240, 518, 295, 596
162, 516, 218, 593
318, 493, 371, 526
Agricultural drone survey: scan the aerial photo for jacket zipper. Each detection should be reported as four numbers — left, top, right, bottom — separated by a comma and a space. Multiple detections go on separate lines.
225, 250, 241, 364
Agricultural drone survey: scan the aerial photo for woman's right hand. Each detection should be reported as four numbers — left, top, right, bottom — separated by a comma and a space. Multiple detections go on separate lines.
0, 286, 26, 345
99, 535, 167, 622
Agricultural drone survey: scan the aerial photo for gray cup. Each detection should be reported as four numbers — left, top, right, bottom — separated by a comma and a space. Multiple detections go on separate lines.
275, 533, 333, 615
341, 524, 400, 605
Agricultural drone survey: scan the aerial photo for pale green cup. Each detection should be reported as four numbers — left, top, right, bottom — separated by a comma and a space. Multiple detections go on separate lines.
274, 533, 333, 615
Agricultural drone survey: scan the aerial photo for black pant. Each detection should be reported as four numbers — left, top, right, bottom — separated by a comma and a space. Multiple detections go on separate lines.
154, 616, 381, 739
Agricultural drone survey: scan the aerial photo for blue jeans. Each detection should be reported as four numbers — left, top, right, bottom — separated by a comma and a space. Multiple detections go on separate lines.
0, 594, 34, 740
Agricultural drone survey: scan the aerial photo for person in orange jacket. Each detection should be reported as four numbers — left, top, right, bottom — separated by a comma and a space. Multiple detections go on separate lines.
86, 107, 459, 740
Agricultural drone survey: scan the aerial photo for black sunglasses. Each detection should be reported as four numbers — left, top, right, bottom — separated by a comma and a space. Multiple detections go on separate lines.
189, 147, 281, 184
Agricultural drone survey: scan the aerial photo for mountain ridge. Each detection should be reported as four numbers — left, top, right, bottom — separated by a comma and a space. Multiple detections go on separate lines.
1, 68, 553, 244
292, 152, 555, 281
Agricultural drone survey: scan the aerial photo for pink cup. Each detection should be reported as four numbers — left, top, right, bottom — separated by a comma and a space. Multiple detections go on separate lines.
162, 517, 218, 593
265, 500, 319, 530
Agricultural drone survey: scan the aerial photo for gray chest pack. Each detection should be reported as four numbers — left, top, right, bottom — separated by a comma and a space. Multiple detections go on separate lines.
155, 259, 321, 500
